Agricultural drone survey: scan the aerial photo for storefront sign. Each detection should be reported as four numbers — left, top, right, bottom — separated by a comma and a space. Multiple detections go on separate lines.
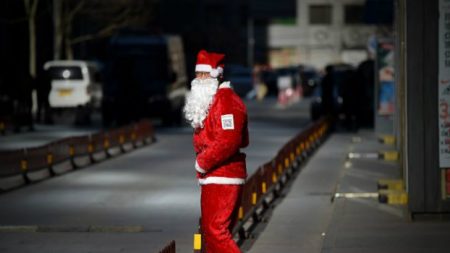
438, 0, 450, 167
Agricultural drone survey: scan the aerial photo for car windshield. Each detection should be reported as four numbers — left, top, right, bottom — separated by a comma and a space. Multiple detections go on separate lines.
48, 66, 83, 80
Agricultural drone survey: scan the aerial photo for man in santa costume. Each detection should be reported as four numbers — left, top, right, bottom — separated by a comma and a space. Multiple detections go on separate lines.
184, 50, 249, 253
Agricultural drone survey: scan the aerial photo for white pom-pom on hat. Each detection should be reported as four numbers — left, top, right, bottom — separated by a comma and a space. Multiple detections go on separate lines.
217, 66, 224, 74
210, 69, 219, 78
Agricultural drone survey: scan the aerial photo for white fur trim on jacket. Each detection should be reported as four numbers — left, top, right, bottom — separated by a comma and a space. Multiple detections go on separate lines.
195, 64, 212, 72
195, 160, 206, 174
219, 81, 231, 89
198, 177, 246, 185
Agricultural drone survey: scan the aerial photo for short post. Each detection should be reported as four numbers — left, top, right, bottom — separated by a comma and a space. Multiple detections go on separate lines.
47, 152, 56, 176
69, 144, 78, 169
193, 218, 202, 253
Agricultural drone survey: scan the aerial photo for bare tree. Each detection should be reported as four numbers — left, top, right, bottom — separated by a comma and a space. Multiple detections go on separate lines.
54, 0, 153, 60
53, 0, 63, 60
23, 0, 39, 77
23, 0, 40, 116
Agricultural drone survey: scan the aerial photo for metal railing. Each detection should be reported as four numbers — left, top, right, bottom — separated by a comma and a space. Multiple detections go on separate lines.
158, 240, 176, 253
0, 119, 155, 192
0, 117, 7, 135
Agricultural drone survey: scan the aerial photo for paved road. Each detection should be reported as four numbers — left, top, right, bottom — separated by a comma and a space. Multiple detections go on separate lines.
0, 98, 311, 253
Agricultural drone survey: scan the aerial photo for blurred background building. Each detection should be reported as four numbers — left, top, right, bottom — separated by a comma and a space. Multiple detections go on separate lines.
269, 0, 393, 69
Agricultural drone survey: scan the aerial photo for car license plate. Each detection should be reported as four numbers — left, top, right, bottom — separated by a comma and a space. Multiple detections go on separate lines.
58, 89, 73, 96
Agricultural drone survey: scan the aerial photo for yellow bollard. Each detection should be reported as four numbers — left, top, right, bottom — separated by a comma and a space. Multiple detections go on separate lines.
380, 135, 396, 145
20, 160, 28, 172
262, 182, 267, 194
88, 144, 94, 153
377, 179, 404, 190
69, 146, 75, 156
382, 151, 399, 161
252, 192, 257, 205
47, 154, 53, 165
103, 139, 110, 149
193, 233, 202, 251
238, 206, 244, 220
378, 189, 408, 205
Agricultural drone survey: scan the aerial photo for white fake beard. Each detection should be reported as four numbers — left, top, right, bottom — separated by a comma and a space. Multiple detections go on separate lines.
183, 78, 218, 129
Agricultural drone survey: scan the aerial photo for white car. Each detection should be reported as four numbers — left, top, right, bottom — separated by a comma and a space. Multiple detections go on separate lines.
44, 60, 102, 109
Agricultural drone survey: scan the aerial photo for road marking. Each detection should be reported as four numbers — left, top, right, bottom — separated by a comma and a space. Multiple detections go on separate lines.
334, 192, 379, 199
0, 225, 149, 233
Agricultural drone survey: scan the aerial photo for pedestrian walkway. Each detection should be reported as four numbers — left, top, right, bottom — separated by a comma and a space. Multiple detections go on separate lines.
247, 130, 450, 253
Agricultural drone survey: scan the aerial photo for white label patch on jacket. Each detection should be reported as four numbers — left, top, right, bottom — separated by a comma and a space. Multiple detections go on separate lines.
221, 114, 234, 130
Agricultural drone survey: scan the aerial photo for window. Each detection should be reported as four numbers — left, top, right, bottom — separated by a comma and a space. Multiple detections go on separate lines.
48, 66, 83, 80
309, 5, 332, 25
271, 18, 296, 26
344, 5, 364, 24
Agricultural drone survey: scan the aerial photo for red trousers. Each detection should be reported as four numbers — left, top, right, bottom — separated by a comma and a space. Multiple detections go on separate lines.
201, 184, 243, 253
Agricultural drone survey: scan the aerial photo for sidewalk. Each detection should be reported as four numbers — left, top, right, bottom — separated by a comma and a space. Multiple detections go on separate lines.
247, 131, 450, 253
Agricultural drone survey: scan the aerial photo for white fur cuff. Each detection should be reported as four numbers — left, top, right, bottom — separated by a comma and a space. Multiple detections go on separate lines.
195, 160, 206, 174
219, 81, 231, 89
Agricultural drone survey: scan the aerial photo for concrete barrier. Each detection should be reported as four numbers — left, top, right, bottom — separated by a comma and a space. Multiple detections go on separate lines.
0, 120, 155, 192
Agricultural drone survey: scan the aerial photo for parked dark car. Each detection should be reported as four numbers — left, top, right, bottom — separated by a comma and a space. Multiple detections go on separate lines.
299, 65, 320, 97
261, 65, 319, 97
260, 68, 278, 96
102, 34, 187, 127
224, 64, 253, 97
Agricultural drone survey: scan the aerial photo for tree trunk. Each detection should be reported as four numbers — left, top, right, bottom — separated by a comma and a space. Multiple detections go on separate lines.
53, 0, 63, 60
24, 0, 39, 117
62, 0, 85, 60
24, 0, 38, 77
28, 16, 36, 77
64, 22, 74, 60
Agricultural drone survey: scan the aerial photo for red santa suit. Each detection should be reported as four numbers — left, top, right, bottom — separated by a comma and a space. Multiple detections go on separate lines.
194, 81, 249, 253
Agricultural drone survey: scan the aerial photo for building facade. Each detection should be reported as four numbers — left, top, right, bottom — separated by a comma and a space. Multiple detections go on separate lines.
268, 0, 376, 69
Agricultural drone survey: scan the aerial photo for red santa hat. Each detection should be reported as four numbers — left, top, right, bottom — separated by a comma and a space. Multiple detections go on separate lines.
208, 52, 225, 78
217, 63, 224, 75
195, 50, 212, 72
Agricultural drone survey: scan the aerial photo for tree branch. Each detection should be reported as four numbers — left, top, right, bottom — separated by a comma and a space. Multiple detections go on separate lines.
61, 0, 153, 55
69, 6, 136, 45
23, 0, 31, 14
0, 17, 28, 24
31, 0, 39, 16
65, 0, 85, 24
70, 20, 130, 45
